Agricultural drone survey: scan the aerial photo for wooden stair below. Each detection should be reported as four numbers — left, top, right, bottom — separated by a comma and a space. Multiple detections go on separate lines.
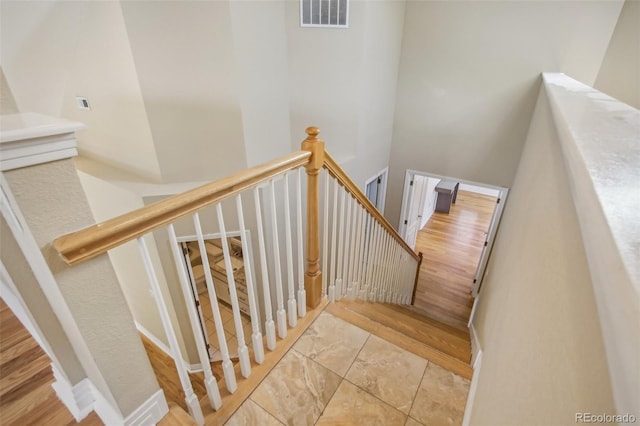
158, 403, 198, 426
326, 300, 473, 379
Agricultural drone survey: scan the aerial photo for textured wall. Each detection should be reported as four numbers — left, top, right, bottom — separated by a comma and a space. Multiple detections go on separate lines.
1, 216, 86, 385
469, 87, 615, 424
5, 159, 160, 418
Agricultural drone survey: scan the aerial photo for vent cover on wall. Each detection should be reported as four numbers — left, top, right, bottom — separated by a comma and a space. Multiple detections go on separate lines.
300, 0, 349, 28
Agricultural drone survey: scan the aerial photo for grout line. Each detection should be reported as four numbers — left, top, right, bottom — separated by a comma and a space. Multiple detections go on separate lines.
407, 361, 430, 421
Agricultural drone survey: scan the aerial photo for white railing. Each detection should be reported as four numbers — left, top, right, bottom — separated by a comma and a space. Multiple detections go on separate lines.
53, 128, 422, 424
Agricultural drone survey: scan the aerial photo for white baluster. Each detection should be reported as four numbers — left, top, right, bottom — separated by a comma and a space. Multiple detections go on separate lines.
342, 195, 353, 299
372, 224, 384, 301
321, 170, 329, 301
347, 198, 360, 300
380, 233, 390, 302
215, 204, 251, 378
362, 212, 374, 302
253, 187, 276, 351
335, 188, 346, 299
235, 194, 264, 364
167, 225, 222, 411
283, 173, 297, 328
366, 221, 379, 302
137, 236, 205, 425
356, 208, 367, 299
269, 180, 287, 339
193, 213, 237, 393
329, 177, 339, 302
297, 168, 307, 315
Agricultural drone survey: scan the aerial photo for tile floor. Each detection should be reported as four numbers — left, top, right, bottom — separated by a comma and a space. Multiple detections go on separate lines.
198, 293, 253, 359
224, 311, 470, 426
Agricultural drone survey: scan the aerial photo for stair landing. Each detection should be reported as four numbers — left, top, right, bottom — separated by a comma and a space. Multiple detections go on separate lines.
326, 301, 472, 379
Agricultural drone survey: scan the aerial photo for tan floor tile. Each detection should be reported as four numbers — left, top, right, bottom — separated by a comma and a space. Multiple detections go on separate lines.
250, 349, 341, 425
293, 312, 369, 376
405, 416, 424, 426
225, 399, 283, 426
316, 380, 406, 426
345, 334, 427, 414
409, 363, 470, 426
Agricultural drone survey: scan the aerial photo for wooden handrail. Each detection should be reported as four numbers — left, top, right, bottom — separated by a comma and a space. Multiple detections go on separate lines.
53, 151, 312, 266
323, 151, 420, 262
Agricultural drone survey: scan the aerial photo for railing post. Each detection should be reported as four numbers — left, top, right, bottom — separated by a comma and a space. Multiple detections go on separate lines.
411, 252, 424, 305
302, 127, 325, 308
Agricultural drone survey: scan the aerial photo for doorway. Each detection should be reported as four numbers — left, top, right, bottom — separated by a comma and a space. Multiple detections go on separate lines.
399, 170, 508, 325
176, 231, 257, 362
364, 168, 388, 213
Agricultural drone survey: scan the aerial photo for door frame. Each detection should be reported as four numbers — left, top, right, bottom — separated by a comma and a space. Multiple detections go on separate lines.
399, 169, 509, 296
174, 230, 258, 361
364, 167, 389, 214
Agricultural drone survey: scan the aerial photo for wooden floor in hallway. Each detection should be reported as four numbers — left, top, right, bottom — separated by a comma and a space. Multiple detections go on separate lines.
413, 189, 497, 331
0, 299, 102, 426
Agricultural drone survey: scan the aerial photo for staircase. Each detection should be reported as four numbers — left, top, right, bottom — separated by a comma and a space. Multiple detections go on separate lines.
327, 301, 472, 379
49, 127, 466, 425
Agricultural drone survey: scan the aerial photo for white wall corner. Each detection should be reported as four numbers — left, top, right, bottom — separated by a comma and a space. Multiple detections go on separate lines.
470, 322, 482, 368
91, 384, 168, 426
51, 364, 95, 422
123, 389, 169, 426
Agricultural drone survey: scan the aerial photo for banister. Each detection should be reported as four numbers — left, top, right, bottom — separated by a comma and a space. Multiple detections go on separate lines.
53, 151, 312, 266
323, 151, 420, 262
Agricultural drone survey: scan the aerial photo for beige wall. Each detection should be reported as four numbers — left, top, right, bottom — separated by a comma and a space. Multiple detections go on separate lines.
469, 87, 615, 424
4, 159, 160, 418
285, 0, 406, 189
75, 169, 169, 348
120, 0, 247, 183
595, 0, 640, 109
386, 0, 624, 227
230, 1, 292, 167
59, 2, 162, 182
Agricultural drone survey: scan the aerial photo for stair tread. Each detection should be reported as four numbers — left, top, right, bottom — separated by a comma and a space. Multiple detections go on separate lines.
326, 302, 473, 379
158, 403, 199, 426
337, 301, 471, 363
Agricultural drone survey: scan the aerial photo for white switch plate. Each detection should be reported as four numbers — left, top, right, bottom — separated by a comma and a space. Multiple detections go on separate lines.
75, 96, 90, 110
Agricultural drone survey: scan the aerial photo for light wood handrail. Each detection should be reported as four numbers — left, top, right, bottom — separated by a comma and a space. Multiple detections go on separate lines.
53, 151, 312, 266
323, 152, 420, 262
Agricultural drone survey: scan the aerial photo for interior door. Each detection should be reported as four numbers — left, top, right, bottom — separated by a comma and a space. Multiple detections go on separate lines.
404, 175, 428, 250
471, 194, 504, 296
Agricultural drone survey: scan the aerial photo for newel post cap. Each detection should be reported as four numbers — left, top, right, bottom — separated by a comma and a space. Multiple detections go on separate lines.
305, 126, 320, 140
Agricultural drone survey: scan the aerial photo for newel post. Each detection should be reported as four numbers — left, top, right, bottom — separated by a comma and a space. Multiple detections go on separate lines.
302, 127, 325, 308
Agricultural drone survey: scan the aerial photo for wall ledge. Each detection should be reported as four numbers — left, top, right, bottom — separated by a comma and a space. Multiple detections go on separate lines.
0, 112, 84, 171
543, 72, 639, 415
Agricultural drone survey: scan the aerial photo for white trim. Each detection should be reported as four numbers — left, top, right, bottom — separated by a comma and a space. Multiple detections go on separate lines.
51, 365, 95, 422
0, 113, 84, 171
92, 384, 168, 426
462, 350, 482, 426
469, 323, 482, 368
135, 321, 203, 374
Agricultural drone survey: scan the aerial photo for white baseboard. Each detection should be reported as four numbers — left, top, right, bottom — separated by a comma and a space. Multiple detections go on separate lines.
469, 323, 482, 368
462, 350, 482, 426
92, 385, 168, 426
135, 321, 203, 373
51, 364, 94, 422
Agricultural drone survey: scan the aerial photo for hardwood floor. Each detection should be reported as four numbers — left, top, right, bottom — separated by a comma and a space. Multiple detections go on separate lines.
0, 299, 102, 426
413, 190, 497, 330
